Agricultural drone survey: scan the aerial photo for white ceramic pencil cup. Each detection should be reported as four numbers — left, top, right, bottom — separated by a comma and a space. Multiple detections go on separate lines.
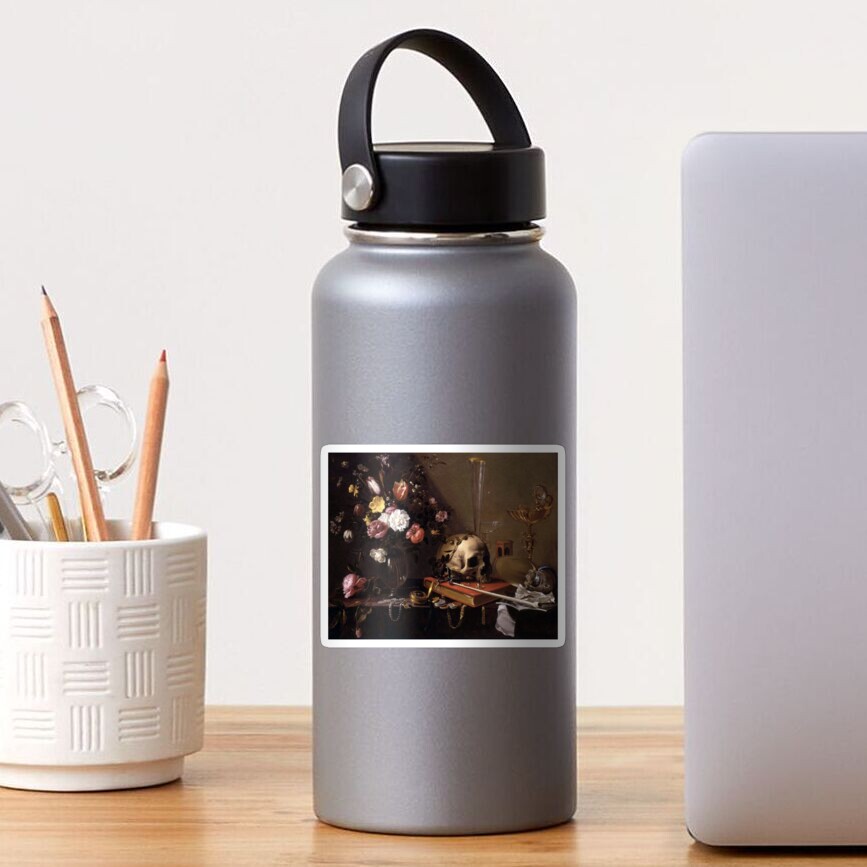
0, 521, 206, 791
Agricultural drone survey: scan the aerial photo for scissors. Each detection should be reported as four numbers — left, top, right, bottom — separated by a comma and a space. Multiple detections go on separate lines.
0, 385, 137, 540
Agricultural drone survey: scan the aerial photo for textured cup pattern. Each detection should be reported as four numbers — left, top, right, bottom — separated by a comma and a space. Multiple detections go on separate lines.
0, 525, 206, 768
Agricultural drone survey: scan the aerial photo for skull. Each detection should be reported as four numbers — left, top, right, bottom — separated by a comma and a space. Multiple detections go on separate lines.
437, 533, 491, 584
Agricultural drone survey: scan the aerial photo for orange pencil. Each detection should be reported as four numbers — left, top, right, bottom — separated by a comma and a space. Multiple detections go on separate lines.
132, 350, 170, 540
40, 288, 109, 542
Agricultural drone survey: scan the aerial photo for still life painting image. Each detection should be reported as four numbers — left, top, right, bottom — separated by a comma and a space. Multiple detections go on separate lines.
322, 447, 564, 645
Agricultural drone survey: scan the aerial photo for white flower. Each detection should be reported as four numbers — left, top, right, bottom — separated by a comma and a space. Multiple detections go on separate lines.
343, 530, 353, 542
369, 548, 387, 564
385, 509, 410, 532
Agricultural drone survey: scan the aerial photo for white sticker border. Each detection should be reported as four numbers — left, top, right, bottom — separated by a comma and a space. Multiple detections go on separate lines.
320, 444, 566, 649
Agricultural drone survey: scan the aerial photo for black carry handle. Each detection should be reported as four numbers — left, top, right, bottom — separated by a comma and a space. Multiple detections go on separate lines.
338, 28, 532, 209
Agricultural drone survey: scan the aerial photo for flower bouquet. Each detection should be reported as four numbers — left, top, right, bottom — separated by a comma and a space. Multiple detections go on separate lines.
329, 453, 451, 598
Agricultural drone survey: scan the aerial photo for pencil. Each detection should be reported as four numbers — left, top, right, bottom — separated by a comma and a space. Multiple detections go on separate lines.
40, 288, 109, 542
132, 350, 169, 540
46, 492, 69, 542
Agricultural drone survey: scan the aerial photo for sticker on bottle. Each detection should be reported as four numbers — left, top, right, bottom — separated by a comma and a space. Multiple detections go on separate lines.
321, 445, 565, 647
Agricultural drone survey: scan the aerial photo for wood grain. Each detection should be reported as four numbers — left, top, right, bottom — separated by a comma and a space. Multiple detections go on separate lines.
0, 707, 861, 866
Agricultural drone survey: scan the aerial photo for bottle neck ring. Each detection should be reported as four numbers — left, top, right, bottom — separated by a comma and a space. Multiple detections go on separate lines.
344, 223, 544, 247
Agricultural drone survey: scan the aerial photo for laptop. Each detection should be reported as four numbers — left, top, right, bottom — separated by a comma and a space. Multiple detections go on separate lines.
683, 133, 867, 845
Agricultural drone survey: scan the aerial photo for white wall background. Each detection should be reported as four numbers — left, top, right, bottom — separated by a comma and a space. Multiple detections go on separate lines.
1, 0, 864, 704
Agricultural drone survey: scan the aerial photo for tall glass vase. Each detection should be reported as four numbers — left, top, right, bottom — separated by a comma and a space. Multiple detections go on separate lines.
383, 547, 408, 596
469, 457, 486, 536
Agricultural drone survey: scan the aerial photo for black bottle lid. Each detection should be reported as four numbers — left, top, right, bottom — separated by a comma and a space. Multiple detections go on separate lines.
338, 29, 545, 230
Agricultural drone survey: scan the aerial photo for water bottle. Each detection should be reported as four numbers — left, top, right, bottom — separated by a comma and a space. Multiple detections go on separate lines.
312, 29, 576, 834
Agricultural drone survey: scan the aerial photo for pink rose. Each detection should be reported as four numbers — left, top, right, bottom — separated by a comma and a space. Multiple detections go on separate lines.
367, 519, 388, 539
342, 573, 367, 599
428, 497, 437, 506
435, 510, 448, 523
393, 479, 409, 501
406, 523, 425, 544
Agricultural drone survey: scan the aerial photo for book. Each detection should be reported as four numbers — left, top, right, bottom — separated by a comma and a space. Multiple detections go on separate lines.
423, 577, 513, 608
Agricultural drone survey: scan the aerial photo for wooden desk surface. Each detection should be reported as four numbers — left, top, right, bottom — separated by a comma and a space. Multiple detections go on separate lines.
0, 707, 860, 865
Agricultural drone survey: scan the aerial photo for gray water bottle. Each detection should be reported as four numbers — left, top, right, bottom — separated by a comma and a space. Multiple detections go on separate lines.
312, 29, 576, 834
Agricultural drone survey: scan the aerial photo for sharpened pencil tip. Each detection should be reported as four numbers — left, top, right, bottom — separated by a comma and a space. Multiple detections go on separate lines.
40, 288, 58, 319
159, 349, 167, 363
